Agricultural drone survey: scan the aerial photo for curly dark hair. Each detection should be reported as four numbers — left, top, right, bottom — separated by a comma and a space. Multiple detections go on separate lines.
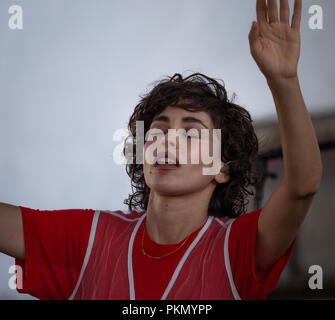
123, 72, 260, 218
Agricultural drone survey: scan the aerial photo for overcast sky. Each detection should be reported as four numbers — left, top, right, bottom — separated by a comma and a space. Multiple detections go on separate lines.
0, 0, 334, 299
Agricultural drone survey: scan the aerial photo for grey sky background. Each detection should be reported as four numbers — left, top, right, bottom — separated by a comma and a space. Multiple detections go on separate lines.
0, 0, 334, 299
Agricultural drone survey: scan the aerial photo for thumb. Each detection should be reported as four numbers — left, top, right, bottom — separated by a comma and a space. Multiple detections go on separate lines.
248, 21, 260, 45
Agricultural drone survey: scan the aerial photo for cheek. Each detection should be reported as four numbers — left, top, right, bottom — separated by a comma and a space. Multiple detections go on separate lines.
192, 143, 201, 164
143, 140, 151, 155
143, 143, 152, 166
191, 139, 210, 164
142, 142, 151, 176
143, 139, 158, 165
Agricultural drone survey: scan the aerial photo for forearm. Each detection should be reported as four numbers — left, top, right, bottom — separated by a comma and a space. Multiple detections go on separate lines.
267, 76, 322, 197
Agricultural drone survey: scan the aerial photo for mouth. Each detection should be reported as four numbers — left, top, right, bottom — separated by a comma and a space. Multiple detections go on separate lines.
154, 163, 180, 170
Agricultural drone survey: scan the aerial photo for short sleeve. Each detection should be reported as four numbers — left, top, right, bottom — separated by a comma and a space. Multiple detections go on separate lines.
228, 208, 296, 300
15, 206, 95, 300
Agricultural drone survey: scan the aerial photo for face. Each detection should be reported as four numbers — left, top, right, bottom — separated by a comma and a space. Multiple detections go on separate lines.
142, 106, 228, 196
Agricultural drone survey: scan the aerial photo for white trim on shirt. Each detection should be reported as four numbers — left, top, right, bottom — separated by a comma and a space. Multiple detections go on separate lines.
128, 214, 147, 300
224, 219, 241, 300
68, 210, 100, 300
160, 215, 214, 300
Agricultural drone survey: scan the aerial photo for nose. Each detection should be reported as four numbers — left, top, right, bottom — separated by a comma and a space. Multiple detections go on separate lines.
159, 129, 177, 150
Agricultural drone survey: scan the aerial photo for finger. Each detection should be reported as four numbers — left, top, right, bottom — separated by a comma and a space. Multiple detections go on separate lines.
280, 0, 290, 24
256, 0, 267, 23
291, 0, 302, 30
267, 0, 279, 23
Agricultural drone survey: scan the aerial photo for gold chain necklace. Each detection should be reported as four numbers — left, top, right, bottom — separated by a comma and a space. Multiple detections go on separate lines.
140, 225, 191, 259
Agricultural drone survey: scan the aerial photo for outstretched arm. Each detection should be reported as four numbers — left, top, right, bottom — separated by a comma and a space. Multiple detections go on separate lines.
0, 203, 24, 260
249, 0, 322, 280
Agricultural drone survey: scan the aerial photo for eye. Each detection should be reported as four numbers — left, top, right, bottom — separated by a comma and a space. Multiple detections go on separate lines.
146, 127, 166, 140
185, 133, 198, 139
184, 128, 200, 139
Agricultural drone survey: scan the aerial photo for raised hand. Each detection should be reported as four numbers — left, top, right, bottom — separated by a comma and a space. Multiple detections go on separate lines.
249, 0, 302, 81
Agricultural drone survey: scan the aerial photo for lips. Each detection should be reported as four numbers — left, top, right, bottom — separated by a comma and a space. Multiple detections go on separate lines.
154, 163, 179, 170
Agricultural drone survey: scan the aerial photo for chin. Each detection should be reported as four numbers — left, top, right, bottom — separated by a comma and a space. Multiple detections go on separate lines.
150, 184, 190, 196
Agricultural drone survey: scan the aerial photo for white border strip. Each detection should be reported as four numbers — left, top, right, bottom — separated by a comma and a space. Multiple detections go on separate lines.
224, 220, 241, 300
214, 217, 233, 228
68, 210, 100, 300
104, 210, 143, 222
161, 216, 214, 300
128, 213, 146, 300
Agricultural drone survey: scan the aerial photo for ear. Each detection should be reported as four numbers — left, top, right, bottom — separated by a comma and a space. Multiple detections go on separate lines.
214, 162, 230, 184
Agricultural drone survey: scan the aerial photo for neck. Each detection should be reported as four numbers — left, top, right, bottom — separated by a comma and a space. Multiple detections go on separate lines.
145, 188, 214, 244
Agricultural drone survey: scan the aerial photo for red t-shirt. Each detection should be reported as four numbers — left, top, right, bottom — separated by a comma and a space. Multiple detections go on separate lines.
132, 216, 205, 300
15, 206, 295, 300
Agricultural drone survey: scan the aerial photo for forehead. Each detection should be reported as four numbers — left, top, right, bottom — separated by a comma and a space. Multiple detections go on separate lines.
151, 106, 214, 128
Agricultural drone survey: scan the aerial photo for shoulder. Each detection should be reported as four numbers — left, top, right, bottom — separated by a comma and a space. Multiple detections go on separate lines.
226, 208, 263, 254
231, 208, 262, 231
212, 208, 262, 228
18, 206, 96, 230
90, 209, 145, 241
19, 206, 96, 216
98, 209, 145, 225
209, 209, 262, 243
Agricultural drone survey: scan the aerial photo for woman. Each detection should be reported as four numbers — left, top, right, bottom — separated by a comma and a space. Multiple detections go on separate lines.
0, 0, 322, 300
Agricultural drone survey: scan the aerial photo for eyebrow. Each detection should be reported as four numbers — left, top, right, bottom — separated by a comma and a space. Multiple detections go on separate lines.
152, 115, 209, 129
